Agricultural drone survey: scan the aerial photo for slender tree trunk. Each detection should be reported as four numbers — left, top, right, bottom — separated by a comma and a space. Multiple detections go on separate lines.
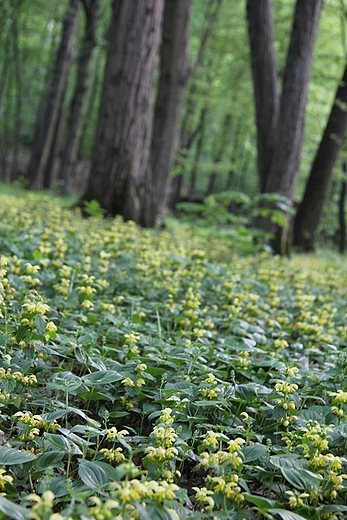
188, 106, 208, 198
78, 46, 103, 161
27, 0, 80, 190
339, 172, 346, 254
11, 16, 22, 181
149, 0, 192, 218
206, 113, 232, 196
247, 0, 323, 255
293, 64, 347, 251
43, 104, 65, 189
83, 0, 164, 225
246, 0, 279, 192
59, 0, 101, 194
225, 121, 242, 190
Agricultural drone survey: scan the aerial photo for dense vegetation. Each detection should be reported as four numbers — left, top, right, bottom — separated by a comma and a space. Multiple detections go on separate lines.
0, 189, 346, 519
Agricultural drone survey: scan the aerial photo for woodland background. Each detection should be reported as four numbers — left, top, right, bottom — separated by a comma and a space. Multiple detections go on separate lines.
1, 0, 347, 254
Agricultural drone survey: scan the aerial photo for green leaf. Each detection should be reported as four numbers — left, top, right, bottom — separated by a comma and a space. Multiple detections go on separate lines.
44, 433, 83, 455
269, 509, 309, 520
0, 446, 36, 465
270, 455, 307, 470
244, 493, 278, 510
34, 451, 64, 471
82, 370, 123, 385
78, 459, 118, 488
38, 476, 70, 498
0, 496, 27, 520
280, 468, 321, 490
243, 444, 267, 462
34, 314, 47, 335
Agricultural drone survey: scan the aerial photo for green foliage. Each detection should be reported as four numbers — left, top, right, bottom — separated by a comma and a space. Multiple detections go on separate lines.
176, 190, 292, 253
0, 189, 347, 518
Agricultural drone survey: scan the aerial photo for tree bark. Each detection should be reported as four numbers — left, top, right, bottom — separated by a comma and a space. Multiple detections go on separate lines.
188, 106, 208, 198
59, 0, 101, 194
206, 113, 233, 196
338, 175, 346, 254
293, 64, 347, 251
83, 0, 164, 225
148, 0, 192, 218
247, 0, 323, 255
27, 0, 80, 190
246, 0, 279, 192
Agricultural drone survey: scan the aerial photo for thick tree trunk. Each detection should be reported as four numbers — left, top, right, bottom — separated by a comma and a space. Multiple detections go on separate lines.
264, 0, 323, 200
246, 0, 279, 192
83, 0, 164, 225
27, 0, 79, 190
59, 0, 101, 194
293, 64, 347, 251
148, 0, 192, 219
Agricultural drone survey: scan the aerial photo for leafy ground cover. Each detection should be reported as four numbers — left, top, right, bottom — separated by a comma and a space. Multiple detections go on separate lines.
0, 190, 347, 519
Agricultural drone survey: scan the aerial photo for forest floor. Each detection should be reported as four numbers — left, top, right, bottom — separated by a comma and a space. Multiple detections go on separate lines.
0, 186, 346, 519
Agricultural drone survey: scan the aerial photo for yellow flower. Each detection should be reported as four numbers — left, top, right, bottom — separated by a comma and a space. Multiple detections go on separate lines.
0, 469, 13, 489
122, 377, 135, 387
46, 321, 57, 333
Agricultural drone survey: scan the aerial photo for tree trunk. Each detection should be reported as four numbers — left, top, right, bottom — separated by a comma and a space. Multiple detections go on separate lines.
206, 112, 233, 196
293, 64, 347, 251
247, 0, 323, 255
27, 0, 80, 190
188, 106, 208, 198
83, 0, 164, 226
10, 16, 22, 181
148, 0, 192, 219
246, 0, 279, 192
59, 0, 101, 194
264, 0, 323, 200
338, 174, 346, 254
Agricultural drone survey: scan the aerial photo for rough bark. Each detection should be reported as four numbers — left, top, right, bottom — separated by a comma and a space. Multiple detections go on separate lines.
59, 0, 101, 194
149, 0, 192, 218
27, 0, 79, 190
264, 0, 323, 200
83, 0, 164, 225
246, 0, 279, 191
293, 64, 347, 251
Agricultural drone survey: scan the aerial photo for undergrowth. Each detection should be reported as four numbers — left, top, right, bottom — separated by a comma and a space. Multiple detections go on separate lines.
0, 190, 346, 519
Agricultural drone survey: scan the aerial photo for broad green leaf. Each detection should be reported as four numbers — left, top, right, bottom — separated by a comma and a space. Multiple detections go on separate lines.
243, 444, 267, 462
82, 370, 123, 385
0, 446, 36, 465
34, 451, 64, 471
34, 314, 46, 335
44, 433, 83, 455
280, 468, 321, 490
78, 459, 118, 488
38, 476, 70, 498
244, 493, 279, 510
270, 455, 307, 470
58, 428, 94, 447
269, 509, 309, 520
0, 496, 27, 520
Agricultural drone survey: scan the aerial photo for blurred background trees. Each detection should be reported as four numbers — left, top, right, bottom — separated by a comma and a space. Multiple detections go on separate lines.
0, 0, 347, 253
